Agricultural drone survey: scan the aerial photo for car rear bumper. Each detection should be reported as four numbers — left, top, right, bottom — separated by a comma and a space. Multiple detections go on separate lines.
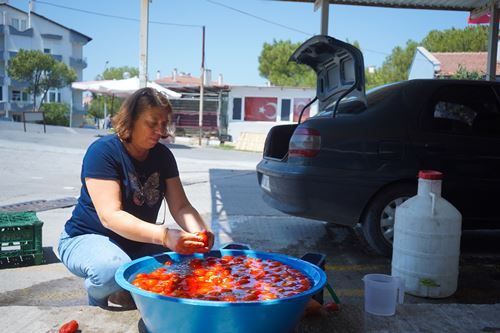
256, 159, 377, 226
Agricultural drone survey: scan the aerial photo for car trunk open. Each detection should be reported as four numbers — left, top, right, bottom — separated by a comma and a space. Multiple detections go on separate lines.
262, 35, 366, 160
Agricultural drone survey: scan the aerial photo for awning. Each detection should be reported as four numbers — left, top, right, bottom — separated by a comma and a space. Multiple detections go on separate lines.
71, 77, 182, 99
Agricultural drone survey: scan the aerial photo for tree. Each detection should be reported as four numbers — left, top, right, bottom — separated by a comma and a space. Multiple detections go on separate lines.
258, 39, 315, 87
365, 40, 418, 90
99, 66, 139, 80
7, 49, 76, 110
365, 26, 488, 89
87, 66, 138, 119
421, 26, 488, 52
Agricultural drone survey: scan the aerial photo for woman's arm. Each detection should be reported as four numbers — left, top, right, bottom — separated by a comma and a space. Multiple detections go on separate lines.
164, 176, 214, 249
86, 177, 204, 253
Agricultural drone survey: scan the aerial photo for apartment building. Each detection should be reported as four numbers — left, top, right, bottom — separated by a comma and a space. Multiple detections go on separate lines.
0, 2, 91, 125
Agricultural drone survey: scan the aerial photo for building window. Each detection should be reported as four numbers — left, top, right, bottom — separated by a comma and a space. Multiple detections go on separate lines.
46, 89, 61, 103
12, 90, 29, 102
44, 48, 51, 54
11, 18, 27, 31
232, 97, 242, 120
11, 18, 19, 29
281, 99, 291, 121
0, 88, 3, 101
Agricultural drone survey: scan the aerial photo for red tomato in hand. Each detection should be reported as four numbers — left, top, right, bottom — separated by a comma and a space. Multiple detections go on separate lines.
59, 319, 79, 333
196, 230, 209, 247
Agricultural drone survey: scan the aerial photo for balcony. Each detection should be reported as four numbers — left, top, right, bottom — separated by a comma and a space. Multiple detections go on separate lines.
9, 26, 33, 37
51, 54, 63, 62
70, 57, 88, 69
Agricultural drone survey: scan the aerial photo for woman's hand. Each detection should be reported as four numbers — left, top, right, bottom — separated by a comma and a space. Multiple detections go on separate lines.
164, 229, 207, 255
193, 230, 215, 253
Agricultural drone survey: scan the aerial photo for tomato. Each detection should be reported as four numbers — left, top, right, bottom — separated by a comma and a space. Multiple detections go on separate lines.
131, 256, 312, 302
195, 230, 209, 247
324, 302, 341, 312
59, 320, 78, 333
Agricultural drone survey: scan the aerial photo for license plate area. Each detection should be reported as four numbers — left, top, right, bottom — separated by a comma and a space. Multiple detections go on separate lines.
261, 175, 271, 192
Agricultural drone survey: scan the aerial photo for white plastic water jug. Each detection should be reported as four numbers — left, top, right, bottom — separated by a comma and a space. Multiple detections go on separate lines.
391, 170, 462, 298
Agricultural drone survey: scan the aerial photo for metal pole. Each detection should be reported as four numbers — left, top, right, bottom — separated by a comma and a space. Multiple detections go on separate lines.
139, 0, 149, 88
198, 25, 205, 146
486, 0, 499, 81
320, 0, 329, 35
69, 94, 73, 127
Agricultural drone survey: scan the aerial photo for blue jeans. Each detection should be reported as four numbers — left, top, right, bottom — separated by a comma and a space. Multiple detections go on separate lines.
58, 229, 166, 307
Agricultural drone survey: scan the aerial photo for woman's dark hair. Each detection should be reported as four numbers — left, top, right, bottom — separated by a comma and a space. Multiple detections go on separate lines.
112, 87, 173, 142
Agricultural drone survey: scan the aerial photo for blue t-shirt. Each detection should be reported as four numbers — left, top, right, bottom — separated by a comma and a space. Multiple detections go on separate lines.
65, 134, 179, 249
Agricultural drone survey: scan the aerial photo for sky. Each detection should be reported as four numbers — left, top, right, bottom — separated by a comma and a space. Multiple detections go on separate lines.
8, 0, 472, 86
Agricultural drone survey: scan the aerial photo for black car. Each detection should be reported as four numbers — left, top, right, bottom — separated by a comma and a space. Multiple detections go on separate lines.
256, 35, 500, 256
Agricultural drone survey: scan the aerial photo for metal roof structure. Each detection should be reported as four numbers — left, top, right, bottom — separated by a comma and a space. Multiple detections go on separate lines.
277, 0, 496, 12
276, 0, 500, 80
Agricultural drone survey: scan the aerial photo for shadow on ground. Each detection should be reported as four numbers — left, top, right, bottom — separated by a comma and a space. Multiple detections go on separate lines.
207, 168, 500, 305
0, 276, 87, 306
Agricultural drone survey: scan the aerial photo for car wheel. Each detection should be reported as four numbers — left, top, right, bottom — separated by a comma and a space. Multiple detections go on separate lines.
358, 183, 416, 257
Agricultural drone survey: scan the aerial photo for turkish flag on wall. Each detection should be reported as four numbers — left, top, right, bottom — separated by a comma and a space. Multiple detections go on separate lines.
244, 97, 277, 121
293, 98, 311, 122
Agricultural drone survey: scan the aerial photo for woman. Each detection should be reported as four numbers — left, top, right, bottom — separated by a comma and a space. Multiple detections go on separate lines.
58, 87, 214, 308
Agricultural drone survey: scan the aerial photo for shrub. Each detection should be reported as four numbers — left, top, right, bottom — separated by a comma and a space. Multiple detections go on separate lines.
40, 103, 69, 126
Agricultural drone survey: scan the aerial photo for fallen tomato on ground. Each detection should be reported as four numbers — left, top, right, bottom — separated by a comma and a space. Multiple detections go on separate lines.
59, 319, 79, 333
324, 302, 341, 312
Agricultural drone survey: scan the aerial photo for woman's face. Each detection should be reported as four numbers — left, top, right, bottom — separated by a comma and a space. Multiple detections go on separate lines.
130, 106, 169, 149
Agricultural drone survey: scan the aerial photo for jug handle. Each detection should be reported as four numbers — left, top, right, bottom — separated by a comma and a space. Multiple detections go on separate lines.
396, 277, 405, 304
429, 192, 436, 216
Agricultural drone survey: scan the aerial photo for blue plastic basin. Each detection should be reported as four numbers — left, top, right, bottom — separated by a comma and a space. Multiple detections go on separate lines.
115, 249, 326, 333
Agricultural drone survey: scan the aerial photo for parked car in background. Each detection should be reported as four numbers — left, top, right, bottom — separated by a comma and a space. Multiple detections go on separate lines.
257, 35, 500, 256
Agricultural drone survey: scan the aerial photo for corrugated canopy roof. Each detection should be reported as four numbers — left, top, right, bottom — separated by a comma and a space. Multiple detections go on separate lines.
277, 0, 496, 12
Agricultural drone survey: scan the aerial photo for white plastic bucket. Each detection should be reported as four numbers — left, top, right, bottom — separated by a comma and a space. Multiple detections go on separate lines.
363, 274, 404, 316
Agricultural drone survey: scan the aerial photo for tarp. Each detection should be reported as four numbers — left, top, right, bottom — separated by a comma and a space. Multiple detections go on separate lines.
71, 77, 182, 99
468, 13, 492, 24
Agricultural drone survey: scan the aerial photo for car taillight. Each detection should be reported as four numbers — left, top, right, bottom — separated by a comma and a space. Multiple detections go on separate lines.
289, 127, 321, 157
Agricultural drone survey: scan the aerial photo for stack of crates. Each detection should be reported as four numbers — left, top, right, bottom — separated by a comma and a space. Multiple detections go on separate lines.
0, 211, 44, 268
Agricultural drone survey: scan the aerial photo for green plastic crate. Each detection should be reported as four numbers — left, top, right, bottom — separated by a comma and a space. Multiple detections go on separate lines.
0, 211, 44, 268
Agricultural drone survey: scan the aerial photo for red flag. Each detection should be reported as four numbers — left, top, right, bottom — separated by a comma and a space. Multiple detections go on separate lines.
468, 13, 491, 24
293, 98, 311, 122
244, 97, 277, 121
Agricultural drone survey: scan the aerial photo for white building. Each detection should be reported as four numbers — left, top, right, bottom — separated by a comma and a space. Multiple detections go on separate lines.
227, 85, 316, 143
408, 46, 500, 80
0, 2, 91, 125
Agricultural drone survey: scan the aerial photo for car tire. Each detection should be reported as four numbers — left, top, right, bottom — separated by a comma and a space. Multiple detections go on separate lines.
358, 182, 416, 257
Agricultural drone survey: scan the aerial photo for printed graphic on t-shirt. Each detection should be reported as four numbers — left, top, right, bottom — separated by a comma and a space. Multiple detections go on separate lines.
129, 171, 160, 206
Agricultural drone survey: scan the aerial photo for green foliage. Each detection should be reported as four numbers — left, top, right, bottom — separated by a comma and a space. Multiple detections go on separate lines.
422, 26, 488, 52
88, 66, 134, 119
258, 39, 315, 87
99, 66, 139, 80
87, 95, 122, 119
40, 103, 69, 126
7, 49, 76, 110
365, 40, 418, 90
449, 64, 484, 80
365, 26, 488, 89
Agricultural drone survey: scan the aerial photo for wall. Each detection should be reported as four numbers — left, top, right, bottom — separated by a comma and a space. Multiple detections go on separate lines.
227, 85, 316, 142
408, 47, 439, 80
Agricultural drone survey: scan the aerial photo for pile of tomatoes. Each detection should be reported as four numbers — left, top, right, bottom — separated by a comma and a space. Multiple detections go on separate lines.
132, 255, 311, 302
